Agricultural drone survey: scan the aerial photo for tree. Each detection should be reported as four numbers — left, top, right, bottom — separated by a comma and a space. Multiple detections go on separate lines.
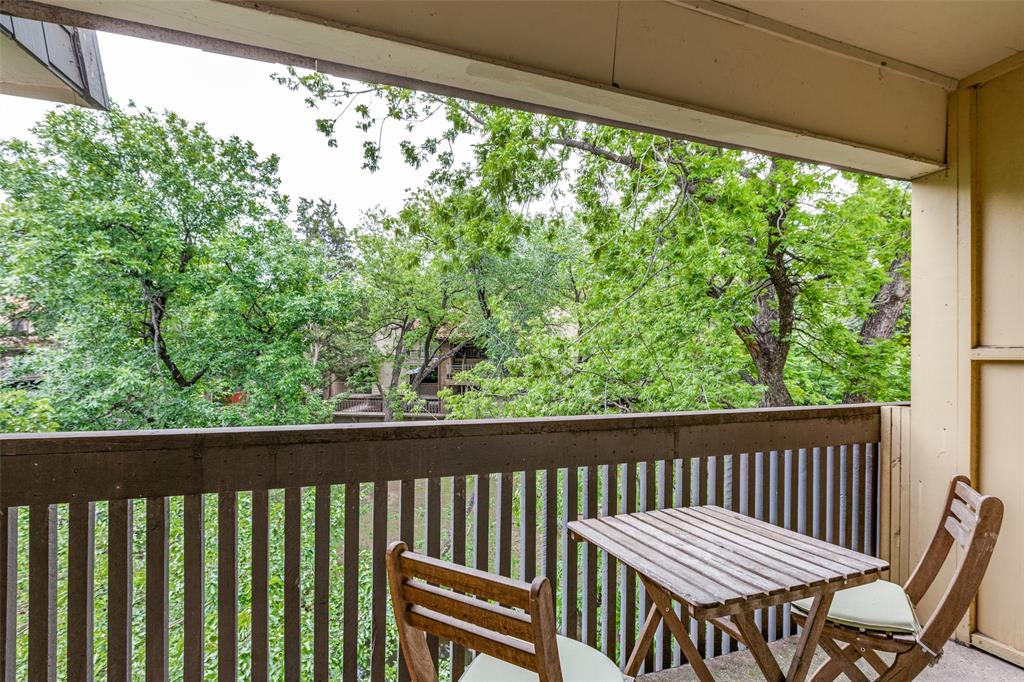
0, 105, 356, 429
278, 73, 911, 411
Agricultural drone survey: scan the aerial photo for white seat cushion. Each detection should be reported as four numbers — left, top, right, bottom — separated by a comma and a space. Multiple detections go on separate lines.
461, 635, 623, 682
792, 580, 921, 634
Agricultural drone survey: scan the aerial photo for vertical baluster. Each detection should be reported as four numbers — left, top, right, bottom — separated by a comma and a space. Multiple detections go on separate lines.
785, 449, 798, 637
770, 452, 784, 642
451, 476, 467, 680
582, 466, 598, 648
561, 467, 578, 639
219, 493, 238, 681
314, 486, 331, 681
755, 452, 768, 638
398, 480, 415, 682
814, 447, 826, 540
28, 505, 56, 682
619, 463, 637, 663
543, 469, 557, 582
787, 450, 798, 532
251, 490, 269, 682
694, 458, 708, 658
677, 457, 691, 666
426, 477, 442, 667
639, 462, 656, 669
107, 500, 132, 682
828, 446, 840, 545
342, 484, 359, 682
843, 444, 854, 549
851, 445, 861, 553
67, 502, 95, 681
743, 453, 755, 518
1, 507, 16, 682
601, 464, 617, 660
521, 470, 537, 582
801, 448, 813, 538
864, 443, 876, 556
284, 488, 301, 682
370, 482, 387, 682
183, 496, 204, 681
658, 459, 675, 667
145, 498, 168, 681
495, 473, 512, 578
474, 475, 490, 572
712, 455, 725, 656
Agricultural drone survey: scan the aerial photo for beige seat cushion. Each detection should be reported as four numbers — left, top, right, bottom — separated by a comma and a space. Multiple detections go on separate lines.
461, 635, 623, 682
792, 580, 921, 635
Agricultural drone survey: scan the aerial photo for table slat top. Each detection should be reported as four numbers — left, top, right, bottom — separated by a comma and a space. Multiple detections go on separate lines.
568, 505, 888, 616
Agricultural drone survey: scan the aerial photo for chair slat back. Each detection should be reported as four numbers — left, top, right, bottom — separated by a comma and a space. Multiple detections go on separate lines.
386, 541, 563, 682
903, 476, 1003, 656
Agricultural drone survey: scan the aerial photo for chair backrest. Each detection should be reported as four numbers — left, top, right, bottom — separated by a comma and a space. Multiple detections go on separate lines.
386, 541, 563, 682
903, 476, 1003, 654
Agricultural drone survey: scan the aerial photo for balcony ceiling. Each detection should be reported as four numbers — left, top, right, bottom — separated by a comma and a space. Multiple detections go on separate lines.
6, 1, 1024, 179
723, 0, 1024, 80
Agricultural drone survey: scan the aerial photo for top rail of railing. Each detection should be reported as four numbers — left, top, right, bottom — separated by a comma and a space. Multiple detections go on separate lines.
0, 403, 897, 507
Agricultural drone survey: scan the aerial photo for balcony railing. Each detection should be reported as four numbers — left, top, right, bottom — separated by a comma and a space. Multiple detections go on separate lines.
336, 393, 445, 416
0, 403, 900, 680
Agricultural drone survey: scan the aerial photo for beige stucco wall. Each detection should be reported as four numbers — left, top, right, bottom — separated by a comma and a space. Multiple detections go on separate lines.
911, 63, 1024, 663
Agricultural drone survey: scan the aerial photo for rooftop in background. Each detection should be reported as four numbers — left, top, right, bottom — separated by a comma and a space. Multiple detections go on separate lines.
0, 12, 107, 108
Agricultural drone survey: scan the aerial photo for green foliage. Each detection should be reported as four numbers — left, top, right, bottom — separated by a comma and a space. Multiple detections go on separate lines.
281, 77, 911, 415
0, 388, 59, 432
0, 104, 357, 430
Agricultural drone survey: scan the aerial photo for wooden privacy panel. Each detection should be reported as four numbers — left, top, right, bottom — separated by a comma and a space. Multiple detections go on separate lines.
0, 405, 883, 680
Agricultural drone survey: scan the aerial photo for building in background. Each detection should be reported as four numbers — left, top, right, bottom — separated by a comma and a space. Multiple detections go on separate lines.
1, 11, 107, 109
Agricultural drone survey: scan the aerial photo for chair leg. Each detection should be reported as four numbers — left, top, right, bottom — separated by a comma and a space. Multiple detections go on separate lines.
812, 636, 868, 682
861, 646, 889, 675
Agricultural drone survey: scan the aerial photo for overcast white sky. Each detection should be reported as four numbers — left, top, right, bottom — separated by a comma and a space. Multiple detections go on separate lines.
1, 31, 449, 227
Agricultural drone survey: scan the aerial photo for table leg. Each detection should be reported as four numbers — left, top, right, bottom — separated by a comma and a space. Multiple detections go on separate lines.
640, 577, 714, 682
624, 605, 661, 677
731, 611, 784, 682
786, 591, 835, 682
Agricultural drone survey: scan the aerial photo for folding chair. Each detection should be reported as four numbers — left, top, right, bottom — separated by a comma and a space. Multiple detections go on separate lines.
791, 475, 1003, 681
386, 541, 623, 682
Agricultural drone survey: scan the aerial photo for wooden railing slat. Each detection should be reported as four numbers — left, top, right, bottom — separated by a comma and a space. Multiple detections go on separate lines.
28, 504, 56, 682
521, 470, 537, 583
342, 484, 359, 682
314, 485, 331, 681
451, 475, 467, 680
370, 482, 387, 682
658, 459, 675, 668
828, 446, 840, 545
426, 477, 442, 667
496, 473, 512, 579
251, 490, 269, 682
183, 495, 204, 681
543, 469, 557, 583
1, 507, 16, 682
106, 500, 132, 682
145, 497, 168, 681
619, 462, 637, 661
582, 465, 598, 648
284, 487, 301, 682
67, 502, 95, 682
474, 474, 490, 573
843, 445, 854, 549
561, 466, 578, 639
218, 492, 238, 681
398, 479, 416, 682
601, 463, 618, 659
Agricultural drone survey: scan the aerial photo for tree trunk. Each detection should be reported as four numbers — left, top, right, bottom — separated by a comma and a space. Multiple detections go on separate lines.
843, 254, 910, 403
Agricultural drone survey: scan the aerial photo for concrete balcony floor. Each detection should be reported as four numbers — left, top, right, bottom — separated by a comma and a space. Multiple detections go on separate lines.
638, 638, 1024, 681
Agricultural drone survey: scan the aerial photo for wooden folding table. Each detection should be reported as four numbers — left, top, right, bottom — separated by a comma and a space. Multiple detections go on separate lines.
568, 505, 889, 681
